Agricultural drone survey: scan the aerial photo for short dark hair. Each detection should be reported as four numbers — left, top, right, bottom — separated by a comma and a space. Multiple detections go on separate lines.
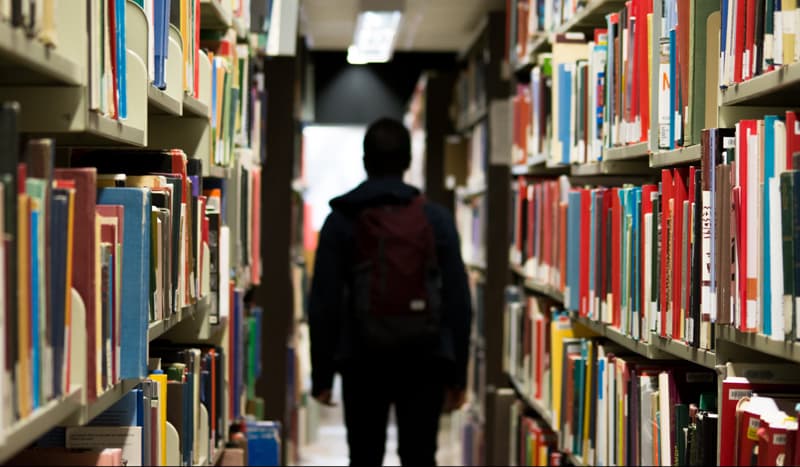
363, 118, 411, 178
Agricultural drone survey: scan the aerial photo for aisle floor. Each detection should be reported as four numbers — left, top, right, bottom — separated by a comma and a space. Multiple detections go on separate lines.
297, 379, 462, 466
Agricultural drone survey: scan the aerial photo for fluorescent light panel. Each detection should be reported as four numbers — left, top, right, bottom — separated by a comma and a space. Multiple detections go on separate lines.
347, 10, 402, 64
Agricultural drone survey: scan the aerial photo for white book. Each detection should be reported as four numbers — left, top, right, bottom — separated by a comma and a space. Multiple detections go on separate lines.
218, 225, 231, 319
658, 371, 673, 467
770, 178, 785, 340
639, 374, 657, 466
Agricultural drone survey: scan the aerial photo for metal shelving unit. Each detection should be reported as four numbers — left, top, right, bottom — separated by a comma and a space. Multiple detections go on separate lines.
0, 21, 83, 86
649, 334, 717, 369
148, 85, 183, 116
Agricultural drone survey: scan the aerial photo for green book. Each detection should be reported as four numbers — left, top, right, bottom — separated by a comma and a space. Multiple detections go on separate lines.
781, 172, 796, 340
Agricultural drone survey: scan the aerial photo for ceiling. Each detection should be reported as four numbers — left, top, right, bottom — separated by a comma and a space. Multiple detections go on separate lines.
299, 0, 506, 52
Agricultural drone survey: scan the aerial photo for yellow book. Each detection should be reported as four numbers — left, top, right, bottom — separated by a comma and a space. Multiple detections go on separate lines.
149, 372, 168, 466
17, 195, 31, 418
549, 313, 591, 428
784, 0, 797, 66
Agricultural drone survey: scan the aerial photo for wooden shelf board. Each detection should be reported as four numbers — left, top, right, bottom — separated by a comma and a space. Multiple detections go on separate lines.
649, 334, 717, 369
649, 144, 702, 168
200, 0, 233, 30
571, 314, 675, 360
183, 94, 210, 119
570, 159, 652, 176
148, 85, 183, 116
510, 264, 565, 302
721, 61, 800, 106
603, 141, 649, 161
0, 387, 82, 464
508, 374, 555, 430
0, 21, 83, 86
717, 325, 800, 364
148, 298, 209, 342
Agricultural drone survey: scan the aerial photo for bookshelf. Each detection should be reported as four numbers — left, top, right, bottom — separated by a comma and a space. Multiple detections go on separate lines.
0, 0, 267, 464
498, 1, 800, 465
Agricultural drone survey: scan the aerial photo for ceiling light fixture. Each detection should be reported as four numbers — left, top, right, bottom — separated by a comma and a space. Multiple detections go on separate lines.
347, 9, 403, 65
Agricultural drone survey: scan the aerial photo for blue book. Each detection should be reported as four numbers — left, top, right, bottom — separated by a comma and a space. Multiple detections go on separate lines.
763, 115, 780, 336
669, 29, 677, 149
558, 64, 573, 164
720, 0, 728, 85
252, 307, 264, 378
97, 188, 151, 379
566, 191, 582, 311
30, 209, 41, 409
50, 190, 70, 398
116, 0, 128, 119
90, 387, 140, 426
246, 421, 281, 466
153, 0, 169, 89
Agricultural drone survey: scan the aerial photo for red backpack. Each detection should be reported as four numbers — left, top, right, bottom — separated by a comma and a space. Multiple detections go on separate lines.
351, 195, 443, 352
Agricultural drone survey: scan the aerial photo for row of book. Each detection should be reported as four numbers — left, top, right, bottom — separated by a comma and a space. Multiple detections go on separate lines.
510, 0, 720, 165
514, 115, 800, 347
6, 295, 270, 467
454, 52, 488, 125
88, 0, 131, 120
512, 414, 559, 466
719, 0, 800, 87
509, 175, 568, 291
505, 294, 721, 466
507, 0, 589, 56
0, 100, 262, 438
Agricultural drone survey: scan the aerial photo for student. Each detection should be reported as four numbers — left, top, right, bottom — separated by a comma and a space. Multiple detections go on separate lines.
308, 117, 472, 466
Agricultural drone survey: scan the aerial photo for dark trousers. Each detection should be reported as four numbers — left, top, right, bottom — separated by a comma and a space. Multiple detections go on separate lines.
341, 358, 445, 466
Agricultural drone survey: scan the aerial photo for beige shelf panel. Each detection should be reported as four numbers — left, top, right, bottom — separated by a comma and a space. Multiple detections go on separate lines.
0, 388, 83, 464
721, 61, 800, 106
718, 325, 800, 364
649, 334, 717, 369
649, 144, 702, 168
570, 159, 652, 176
604, 141, 650, 161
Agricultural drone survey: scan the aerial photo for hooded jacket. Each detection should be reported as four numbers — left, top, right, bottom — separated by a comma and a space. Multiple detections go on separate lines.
308, 177, 472, 397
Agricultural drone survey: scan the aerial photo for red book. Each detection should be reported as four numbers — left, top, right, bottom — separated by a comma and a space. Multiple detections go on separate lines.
559, 202, 568, 291
678, 0, 691, 118
527, 183, 535, 267
53, 168, 99, 400
734, 0, 747, 83
744, 0, 756, 80
672, 168, 689, 339
108, 0, 118, 119
786, 111, 800, 170
579, 189, 591, 317
686, 166, 697, 331
516, 177, 526, 257
737, 120, 757, 330
611, 188, 622, 327
544, 182, 554, 278
720, 370, 800, 465
660, 170, 674, 336
637, 0, 652, 140
757, 417, 798, 467
600, 189, 611, 321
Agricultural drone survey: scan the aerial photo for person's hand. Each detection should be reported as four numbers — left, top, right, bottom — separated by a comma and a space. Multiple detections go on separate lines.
443, 387, 466, 413
314, 389, 336, 407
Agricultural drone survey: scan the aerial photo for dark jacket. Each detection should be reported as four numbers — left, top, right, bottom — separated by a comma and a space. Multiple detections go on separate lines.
308, 177, 472, 397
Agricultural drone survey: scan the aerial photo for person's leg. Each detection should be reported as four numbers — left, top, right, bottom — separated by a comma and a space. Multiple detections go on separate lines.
341, 366, 391, 466
394, 362, 445, 466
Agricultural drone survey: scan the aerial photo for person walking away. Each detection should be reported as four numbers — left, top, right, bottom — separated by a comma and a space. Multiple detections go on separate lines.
308, 117, 473, 466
